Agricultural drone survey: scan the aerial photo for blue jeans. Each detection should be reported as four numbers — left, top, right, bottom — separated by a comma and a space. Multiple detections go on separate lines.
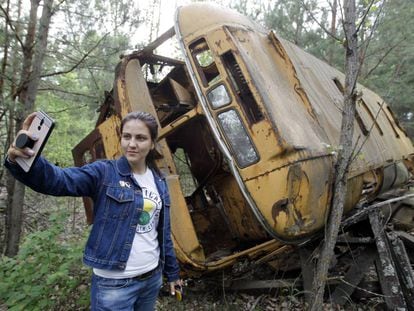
91, 268, 163, 311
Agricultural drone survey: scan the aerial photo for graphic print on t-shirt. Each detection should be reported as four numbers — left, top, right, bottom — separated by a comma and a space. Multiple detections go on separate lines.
137, 187, 161, 233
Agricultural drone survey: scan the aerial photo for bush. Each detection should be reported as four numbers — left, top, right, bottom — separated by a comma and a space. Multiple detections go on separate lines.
0, 211, 90, 311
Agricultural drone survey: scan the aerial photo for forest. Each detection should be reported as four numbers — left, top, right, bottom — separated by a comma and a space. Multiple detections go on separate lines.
0, 0, 413, 310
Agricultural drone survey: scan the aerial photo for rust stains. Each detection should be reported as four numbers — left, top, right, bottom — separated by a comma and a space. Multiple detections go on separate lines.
271, 164, 310, 235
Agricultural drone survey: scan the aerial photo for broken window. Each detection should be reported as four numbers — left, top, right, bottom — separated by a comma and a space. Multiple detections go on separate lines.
173, 148, 197, 197
217, 109, 258, 167
386, 104, 406, 136
189, 38, 220, 87
333, 78, 369, 136
207, 84, 231, 109
380, 102, 400, 138
142, 57, 195, 127
222, 51, 264, 124
361, 99, 383, 136
333, 78, 344, 94
355, 102, 369, 136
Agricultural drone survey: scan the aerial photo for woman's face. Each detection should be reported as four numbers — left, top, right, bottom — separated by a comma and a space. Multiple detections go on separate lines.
121, 119, 154, 172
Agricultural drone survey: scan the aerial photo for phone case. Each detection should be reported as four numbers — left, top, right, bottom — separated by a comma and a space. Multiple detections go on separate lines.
15, 111, 55, 172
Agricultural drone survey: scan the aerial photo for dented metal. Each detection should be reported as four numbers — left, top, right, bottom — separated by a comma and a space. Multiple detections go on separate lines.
72, 3, 414, 275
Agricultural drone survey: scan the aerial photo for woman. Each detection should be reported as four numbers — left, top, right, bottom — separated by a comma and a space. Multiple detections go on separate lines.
5, 111, 182, 311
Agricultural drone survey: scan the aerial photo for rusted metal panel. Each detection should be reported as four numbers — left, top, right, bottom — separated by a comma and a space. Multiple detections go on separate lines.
214, 175, 268, 240
97, 115, 121, 160
166, 174, 205, 263
281, 38, 414, 172
121, 58, 159, 120
72, 116, 121, 224
243, 157, 336, 241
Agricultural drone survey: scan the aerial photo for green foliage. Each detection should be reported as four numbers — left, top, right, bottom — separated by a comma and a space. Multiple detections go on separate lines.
173, 148, 197, 197
35, 90, 96, 167
0, 211, 90, 310
358, 0, 414, 134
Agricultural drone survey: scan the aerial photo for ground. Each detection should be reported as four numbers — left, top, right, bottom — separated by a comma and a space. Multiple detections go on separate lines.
155, 281, 388, 311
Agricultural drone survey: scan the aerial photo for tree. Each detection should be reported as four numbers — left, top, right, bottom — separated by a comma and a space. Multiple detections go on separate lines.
310, 0, 362, 308
4, 0, 54, 257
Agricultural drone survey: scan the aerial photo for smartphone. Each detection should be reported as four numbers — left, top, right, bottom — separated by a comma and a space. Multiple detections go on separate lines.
15, 111, 55, 172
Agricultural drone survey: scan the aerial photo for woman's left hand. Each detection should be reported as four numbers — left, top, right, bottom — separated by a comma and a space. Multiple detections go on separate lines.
169, 279, 183, 297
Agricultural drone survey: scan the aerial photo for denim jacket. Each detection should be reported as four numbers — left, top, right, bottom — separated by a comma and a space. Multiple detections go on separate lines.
5, 156, 180, 282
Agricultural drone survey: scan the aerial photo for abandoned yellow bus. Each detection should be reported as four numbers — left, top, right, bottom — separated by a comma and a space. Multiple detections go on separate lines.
73, 3, 414, 274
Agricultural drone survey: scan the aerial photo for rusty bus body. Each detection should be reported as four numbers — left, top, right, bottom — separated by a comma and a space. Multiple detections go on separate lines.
73, 4, 414, 275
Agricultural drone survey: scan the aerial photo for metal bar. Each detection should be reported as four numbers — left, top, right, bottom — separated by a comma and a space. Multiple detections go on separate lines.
342, 193, 414, 229
336, 235, 373, 244
141, 27, 175, 53
369, 210, 407, 309
388, 232, 414, 310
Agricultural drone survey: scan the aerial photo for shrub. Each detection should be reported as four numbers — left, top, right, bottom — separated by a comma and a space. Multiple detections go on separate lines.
0, 211, 90, 311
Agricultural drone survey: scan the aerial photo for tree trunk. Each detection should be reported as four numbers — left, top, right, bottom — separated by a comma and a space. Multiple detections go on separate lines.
2, 0, 23, 256
294, 3, 304, 45
327, 0, 338, 65
4, 0, 54, 257
310, 0, 359, 309
0, 0, 10, 99
4, 179, 25, 256
17, 0, 40, 120
0, 0, 11, 254
24, 0, 53, 110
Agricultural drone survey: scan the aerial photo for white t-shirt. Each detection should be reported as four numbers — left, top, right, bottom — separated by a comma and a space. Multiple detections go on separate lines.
94, 168, 162, 279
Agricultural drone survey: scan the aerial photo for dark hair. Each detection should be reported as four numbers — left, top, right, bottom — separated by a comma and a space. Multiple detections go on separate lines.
121, 111, 160, 174
121, 111, 158, 140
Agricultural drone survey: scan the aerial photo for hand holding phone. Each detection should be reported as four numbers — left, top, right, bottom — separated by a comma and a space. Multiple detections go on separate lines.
15, 111, 55, 172
174, 284, 183, 301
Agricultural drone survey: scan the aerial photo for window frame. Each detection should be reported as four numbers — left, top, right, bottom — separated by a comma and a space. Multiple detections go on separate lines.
216, 108, 260, 168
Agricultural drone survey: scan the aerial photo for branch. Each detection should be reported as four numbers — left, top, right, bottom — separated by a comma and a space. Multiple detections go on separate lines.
40, 32, 110, 78
335, 0, 345, 39
300, 0, 342, 42
355, 0, 377, 34
363, 38, 404, 79
357, 1, 385, 71
37, 87, 97, 99
0, 71, 18, 85
51, 0, 67, 15
311, 0, 359, 309
349, 44, 407, 161
0, 4, 25, 49
350, 101, 385, 165
46, 104, 89, 114
87, 68, 100, 91
0, 106, 8, 121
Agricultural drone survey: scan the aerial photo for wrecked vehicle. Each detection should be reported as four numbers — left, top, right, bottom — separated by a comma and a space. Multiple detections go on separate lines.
73, 2, 414, 281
